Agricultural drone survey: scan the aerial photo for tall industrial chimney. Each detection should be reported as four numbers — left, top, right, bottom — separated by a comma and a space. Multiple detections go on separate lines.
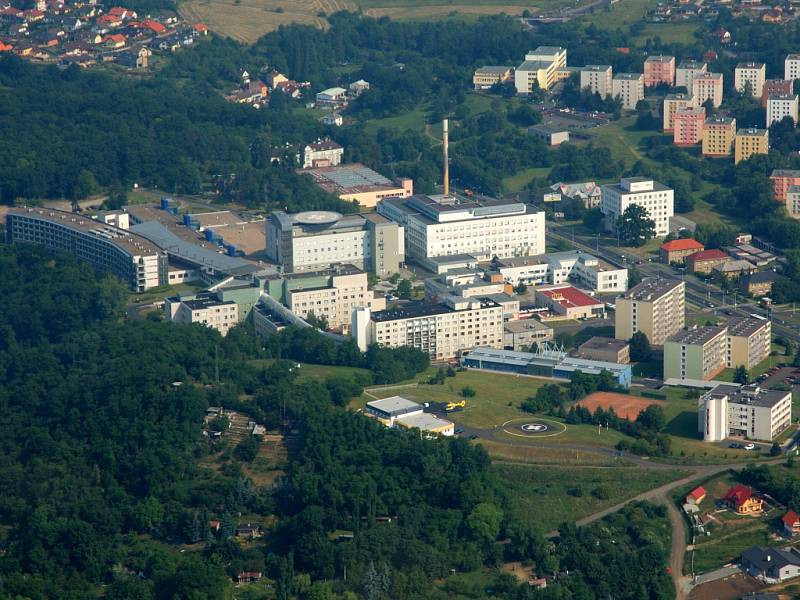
442, 119, 449, 197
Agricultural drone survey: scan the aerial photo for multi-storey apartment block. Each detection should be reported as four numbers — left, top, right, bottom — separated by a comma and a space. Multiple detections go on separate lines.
663, 93, 697, 131
676, 60, 707, 89
702, 115, 736, 156
644, 55, 675, 87
787, 185, 800, 219
612, 72, 644, 110
786, 54, 800, 81
165, 293, 239, 336
734, 128, 769, 164
762, 79, 793, 108
770, 169, 800, 201
614, 278, 686, 345
673, 106, 706, 145
726, 317, 771, 371
735, 62, 766, 97
766, 93, 799, 127
692, 72, 724, 108
700, 384, 791, 442
580, 65, 613, 97
664, 325, 728, 381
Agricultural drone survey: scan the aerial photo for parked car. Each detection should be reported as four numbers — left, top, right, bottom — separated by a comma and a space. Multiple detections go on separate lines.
729, 442, 742, 449
744, 443, 756, 451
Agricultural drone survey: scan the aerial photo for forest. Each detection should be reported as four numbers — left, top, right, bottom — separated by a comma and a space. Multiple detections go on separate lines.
0, 241, 677, 599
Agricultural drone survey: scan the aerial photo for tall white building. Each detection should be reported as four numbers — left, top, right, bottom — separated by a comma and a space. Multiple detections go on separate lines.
766, 93, 799, 127
352, 297, 504, 361
699, 384, 792, 442
600, 177, 674, 237
785, 54, 800, 81
377, 194, 545, 271
612, 73, 645, 110
735, 62, 766, 97
676, 60, 707, 89
515, 46, 567, 93
580, 65, 613, 97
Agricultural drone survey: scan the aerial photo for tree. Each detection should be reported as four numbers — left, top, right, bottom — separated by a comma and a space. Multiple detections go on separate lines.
396, 279, 412, 299
460, 386, 476, 398
363, 562, 390, 600
582, 207, 605, 233
305, 310, 329, 331
771, 442, 782, 457
467, 502, 503, 545
733, 365, 750, 385
629, 331, 652, 362
616, 204, 656, 247
514, 282, 527, 295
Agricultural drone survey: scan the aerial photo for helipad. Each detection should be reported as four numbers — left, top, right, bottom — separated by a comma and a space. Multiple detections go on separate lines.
294, 211, 342, 225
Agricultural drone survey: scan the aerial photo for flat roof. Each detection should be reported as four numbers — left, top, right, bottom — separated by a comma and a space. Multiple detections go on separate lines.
706, 384, 790, 409
602, 180, 672, 195
645, 54, 674, 62
504, 319, 553, 333
371, 302, 453, 322
614, 72, 643, 80
737, 128, 768, 136
582, 64, 611, 71
727, 316, 768, 337
366, 396, 420, 414
578, 336, 629, 352
677, 60, 706, 68
396, 412, 453, 431
538, 285, 602, 309
694, 72, 722, 80
517, 59, 554, 71
623, 277, 683, 301
475, 65, 511, 74
298, 163, 397, 194
668, 325, 727, 345
736, 62, 765, 69
771, 169, 800, 177
9, 207, 163, 256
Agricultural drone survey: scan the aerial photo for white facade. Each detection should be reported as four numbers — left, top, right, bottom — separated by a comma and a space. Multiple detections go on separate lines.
787, 185, 800, 219
580, 65, 613, 97
699, 385, 792, 442
353, 297, 504, 361
378, 195, 545, 265
676, 61, 707, 89
302, 141, 344, 168
786, 54, 800, 81
735, 63, 766, 97
767, 94, 799, 127
612, 73, 644, 110
692, 73, 724, 108
600, 177, 674, 237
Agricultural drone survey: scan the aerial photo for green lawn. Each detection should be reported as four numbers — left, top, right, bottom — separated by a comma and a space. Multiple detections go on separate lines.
502, 167, 551, 193
129, 282, 204, 305
248, 359, 372, 384
356, 0, 585, 8
575, 0, 659, 30
364, 108, 429, 135
497, 463, 689, 531
632, 22, 701, 46
361, 369, 551, 429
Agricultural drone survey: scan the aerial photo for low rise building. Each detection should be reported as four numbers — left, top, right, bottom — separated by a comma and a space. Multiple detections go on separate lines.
735, 62, 766, 97
265, 210, 404, 277
297, 163, 413, 208
685, 486, 706, 505
725, 485, 764, 514
714, 259, 756, 279
762, 79, 793, 108
252, 304, 291, 339
615, 278, 685, 346
702, 115, 736, 156
742, 546, 800, 583
767, 93, 799, 127
692, 72, 724, 108
727, 316, 771, 370
699, 384, 792, 442
165, 293, 239, 336
600, 177, 674, 237
663, 93, 697, 131
544, 181, 602, 208
743, 271, 778, 297
365, 396, 423, 426
316, 86, 347, 107
660, 238, 704, 264
644, 54, 675, 87
686, 248, 730, 274
612, 72, 644, 110
473, 65, 513, 89
544, 250, 628, 293
5, 206, 167, 291
302, 139, 344, 168
503, 319, 553, 351
676, 60, 706, 89
673, 106, 705, 146
575, 336, 630, 364
735, 128, 769, 164
528, 124, 569, 145
664, 325, 728, 381
395, 412, 455, 436
787, 54, 800, 81
783, 511, 800, 538
352, 297, 504, 360
580, 65, 613, 97
534, 284, 605, 320
770, 169, 800, 201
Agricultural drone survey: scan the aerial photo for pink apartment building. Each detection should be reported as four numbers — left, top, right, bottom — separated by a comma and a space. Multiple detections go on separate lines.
762, 79, 793, 108
673, 106, 706, 145
770, 169, 800, 201
644, 55, 675, 87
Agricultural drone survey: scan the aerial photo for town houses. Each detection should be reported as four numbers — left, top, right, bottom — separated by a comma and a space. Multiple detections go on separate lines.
0, 1, 207, 68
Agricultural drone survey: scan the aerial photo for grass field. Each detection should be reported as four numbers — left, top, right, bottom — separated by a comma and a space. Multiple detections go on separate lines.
631, 22, 702, 46
575, 0, 658, 30
502, 166, 551, 193
248, 359, 372, 384
498, 463, 688, 531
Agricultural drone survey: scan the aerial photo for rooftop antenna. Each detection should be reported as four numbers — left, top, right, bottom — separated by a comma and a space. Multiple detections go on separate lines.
442, 118, 449, 197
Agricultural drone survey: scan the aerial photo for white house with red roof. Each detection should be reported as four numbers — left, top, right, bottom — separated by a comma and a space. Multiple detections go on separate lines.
686, 486, 706, 505
784, 510, 800, 537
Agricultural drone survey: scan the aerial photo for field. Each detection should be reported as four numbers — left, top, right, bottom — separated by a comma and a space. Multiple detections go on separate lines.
631, 21, 702, 46
248, 358, 372, 384
578, 390, 663, 420
498, 463, 688, 531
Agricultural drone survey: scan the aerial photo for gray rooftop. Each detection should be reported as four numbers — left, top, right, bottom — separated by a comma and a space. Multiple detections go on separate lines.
578, 336, 630, 352
667, 325, 727, 346
706, 384, 790, 409
396, 412, 453, 431
475, 65, 511, 74
623, 277, 683, 301
677, 60, 706, 68
504, 319, 553, 334
614, 72, 643, 80
366, 396, 420, 415
726, 317, 769, 337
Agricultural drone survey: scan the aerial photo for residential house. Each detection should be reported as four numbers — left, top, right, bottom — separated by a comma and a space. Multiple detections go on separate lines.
235, 523, 262, 538
116, 45, 149, 69
237, 572, 262, 583
743, 271, 778, 297
741, 546, 800, 583
714, 259, 756, 279
660, 238, 704, 264
783, 510, 800, 537
316, 86, 347, 107
687, 249, 729, 274
686, 486, 706, 505
724, 484, 763, 514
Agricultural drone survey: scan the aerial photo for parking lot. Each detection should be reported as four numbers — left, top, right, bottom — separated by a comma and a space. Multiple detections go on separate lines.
759, 365, 800, 389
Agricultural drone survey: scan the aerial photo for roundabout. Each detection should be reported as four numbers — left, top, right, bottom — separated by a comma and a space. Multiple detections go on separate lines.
501, 417, 567, 438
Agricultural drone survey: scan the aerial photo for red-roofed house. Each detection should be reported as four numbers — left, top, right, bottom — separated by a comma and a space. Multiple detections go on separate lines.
102, 33, 126, 48
534, 285, 604, 320
141, 19, 166, 35
192, 23, 208, 35
237, 572, 262, 583
686, 486, 706, 505
686, 249, 730, 274
724, 484, 763, 514
661, 238, 705, 264
22, 9, 44, 22
0, 42, 13, 52
108, 6, 136, 19
783, 510, 800, 537
96, 14, 122, 27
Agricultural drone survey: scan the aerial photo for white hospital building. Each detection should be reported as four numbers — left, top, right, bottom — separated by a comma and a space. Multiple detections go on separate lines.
699, 384, 792, 442
600, 177, 674, 237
